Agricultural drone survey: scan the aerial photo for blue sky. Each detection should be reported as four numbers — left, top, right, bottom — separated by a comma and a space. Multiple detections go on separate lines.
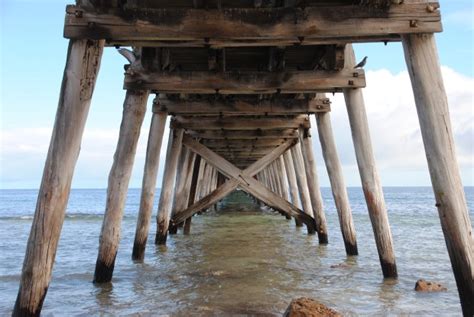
0, 0, 473, 189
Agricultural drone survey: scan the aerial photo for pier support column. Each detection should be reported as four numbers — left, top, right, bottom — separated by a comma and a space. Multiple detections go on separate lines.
283, 150, 303, 227
155, 128, 184, 245
13, 39, 104, 317
344, 45, 397, 278
132, 111, 167, 261
402, 33, 474, 316
184, 155, 202, 235
278, 156, 290, 202
316, 112, 358, 255
300, 127, 329, 244
169, 146, 191, 234
291, 143, 316, 232
94, 89, 149, 283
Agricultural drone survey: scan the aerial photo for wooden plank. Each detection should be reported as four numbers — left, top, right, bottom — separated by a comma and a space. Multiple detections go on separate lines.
186, 129, 298, 139
13, 39, 104, 317
343, 44, 397, 278
124, 69, 365, 93
402, 32, 474, 316
156, 97, 331, 115
65, 3, 442, 45
94, 90, 149, 283
316, 111, 358, 255
202, 139, 286, 147
155, 128, 184, 245
132, 111, 167, 261
171, 115, 310, 130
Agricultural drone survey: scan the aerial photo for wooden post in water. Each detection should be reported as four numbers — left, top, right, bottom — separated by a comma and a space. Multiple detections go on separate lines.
402, 33, 474, 316
291, 143, 316, 232
278, 156, 290, 202
184, 155, 202, 235
299, 127, 329, 244
283, 150, 303, 227
13, 39, 104, 317
132, 111, 167, 261
155, 128, 184, 245
94, 89, 149, 283
343, 44, 397, 278
316, 111, 358, 255
169, 146, 191, 234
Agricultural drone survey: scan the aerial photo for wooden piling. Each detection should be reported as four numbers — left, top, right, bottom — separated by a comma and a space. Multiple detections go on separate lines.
132, 111, 167, 261
299, 127, 329, 244
402, 33, 474, 316
283, 150, 303, 227
278, 156, 290, 202
184, 155, 202, 235
169, 146, 191, 234
94, 89, 149, 283
290, 143, 316, 232
13, 39, 104, 317
155, 128, 184, 245
316, 112, 358, 255
343, 45, 397, 278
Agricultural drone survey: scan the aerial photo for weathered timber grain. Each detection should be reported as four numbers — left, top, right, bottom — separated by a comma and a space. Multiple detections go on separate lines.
344, 44, 397, 278
171, 115, 310, 130
299, 127, 329, 244
64, 4, 442, 45
156, 97, 330, 115
402, 33, 474, 316
155, 128, 184, 245
316, 112, 358, 255
283, 150, 303, 227
132, 111, 167, 261
169, 146, 191, 234
94, 89, 149, 283
183, 155, 202, 235
125, 69, 365, 93
13, 39, 104, 317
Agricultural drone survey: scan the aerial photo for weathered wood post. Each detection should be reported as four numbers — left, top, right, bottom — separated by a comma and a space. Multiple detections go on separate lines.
283, 150, 303, 227
299, 127, 329, 244
278, 156, 290, 202
155, 128, 184, 245
169, 146, 191, 234
184, 155, 202, 235
316, 111, 358, 255
94, 89, 149, 283
13, 39, 104, 317
344, 44, 397, 278
132, 111, 167, 261
290, 143, 316, 232
402, 33, 474, 316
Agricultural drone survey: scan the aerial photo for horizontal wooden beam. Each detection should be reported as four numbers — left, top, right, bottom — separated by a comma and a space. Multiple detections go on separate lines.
186, 129, 298, 139
155, 97, 330, 115
124, 69, 364, 93
172, 115, 310, 130
202, 139, 286, 148
65, 3, 442, 46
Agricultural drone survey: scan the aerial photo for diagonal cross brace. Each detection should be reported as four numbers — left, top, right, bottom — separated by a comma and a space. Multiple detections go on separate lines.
172, 135, 316, 233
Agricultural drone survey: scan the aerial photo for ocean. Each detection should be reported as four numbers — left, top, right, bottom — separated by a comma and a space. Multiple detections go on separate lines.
0, 187, 472, 316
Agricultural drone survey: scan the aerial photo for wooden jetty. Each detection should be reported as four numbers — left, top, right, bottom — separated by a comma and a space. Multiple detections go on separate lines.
13, 0, 473, 316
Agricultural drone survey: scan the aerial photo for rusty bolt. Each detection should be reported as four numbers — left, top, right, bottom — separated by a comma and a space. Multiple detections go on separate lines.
426, 4, 436, 12
88, 22, 95, 28
353, 72, 359, 78
410, 20, 419, 28
75, 10, 83, 18
348, 80, 354, 86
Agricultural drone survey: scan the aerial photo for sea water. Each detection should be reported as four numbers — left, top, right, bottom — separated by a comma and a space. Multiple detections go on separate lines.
0, 187, 472, 316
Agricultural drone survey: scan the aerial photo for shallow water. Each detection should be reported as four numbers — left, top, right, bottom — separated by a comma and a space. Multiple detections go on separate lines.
0, 187, 472, 316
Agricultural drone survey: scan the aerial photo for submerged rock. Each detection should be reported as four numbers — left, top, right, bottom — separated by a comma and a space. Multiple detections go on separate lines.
330, 262, 350, 269
415, 279, 447, 292
284, 297, 341, 317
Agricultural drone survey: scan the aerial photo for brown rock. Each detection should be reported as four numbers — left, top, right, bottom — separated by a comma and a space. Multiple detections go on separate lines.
415, 279, 447, 292
283, 297, 341, 317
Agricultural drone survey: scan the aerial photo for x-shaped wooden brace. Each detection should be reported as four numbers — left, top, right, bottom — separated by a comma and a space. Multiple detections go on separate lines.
172, 135, 316, 234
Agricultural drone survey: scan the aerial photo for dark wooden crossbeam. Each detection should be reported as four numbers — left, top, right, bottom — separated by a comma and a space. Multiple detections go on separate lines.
186, 129, 299, 139
171, 115, 310, 130
124, 69, 364, 93
65, 3, 441, 46
154, 97, 330, 114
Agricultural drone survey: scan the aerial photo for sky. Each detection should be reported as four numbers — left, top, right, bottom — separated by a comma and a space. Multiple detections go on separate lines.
0, 0, 473, 189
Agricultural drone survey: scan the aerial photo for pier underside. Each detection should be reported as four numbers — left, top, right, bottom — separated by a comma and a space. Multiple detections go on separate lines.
13, 1, 474, 317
